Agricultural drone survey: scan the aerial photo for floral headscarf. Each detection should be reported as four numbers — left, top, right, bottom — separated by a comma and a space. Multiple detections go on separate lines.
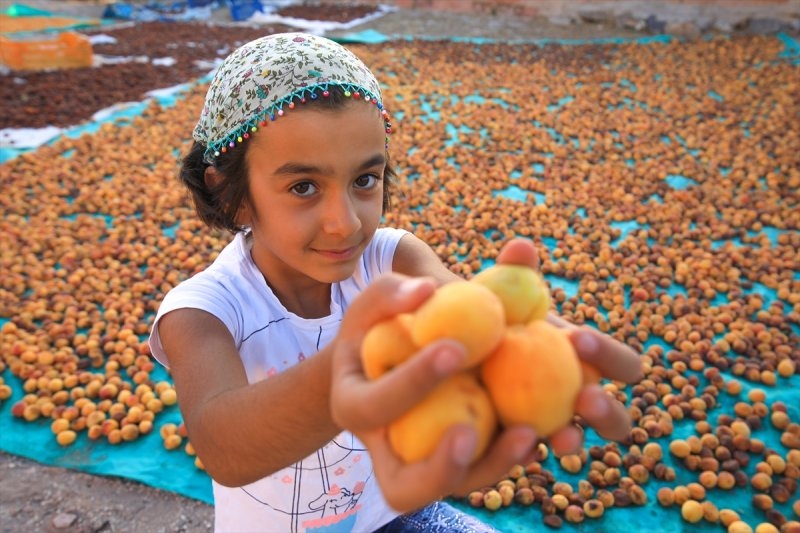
193, 32, 390, 164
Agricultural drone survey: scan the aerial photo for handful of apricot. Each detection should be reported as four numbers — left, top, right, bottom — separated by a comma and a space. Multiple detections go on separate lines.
361, 264, 595, 464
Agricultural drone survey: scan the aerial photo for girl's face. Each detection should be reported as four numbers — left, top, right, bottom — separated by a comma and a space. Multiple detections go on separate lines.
240, 99, 387, 314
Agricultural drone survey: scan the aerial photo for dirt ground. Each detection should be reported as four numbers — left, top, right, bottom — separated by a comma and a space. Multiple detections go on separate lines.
0, 451, 214, 532
2, 3, 794, 532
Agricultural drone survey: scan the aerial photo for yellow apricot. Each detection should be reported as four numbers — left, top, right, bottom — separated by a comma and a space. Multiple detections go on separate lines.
471, 264, 550, 324
411, 281, 505, 368
480, 321, 581, 437
56, 430, 77, 446
580, 361, 602, 385
361, 313, 418, 380
388, 372, 497, 464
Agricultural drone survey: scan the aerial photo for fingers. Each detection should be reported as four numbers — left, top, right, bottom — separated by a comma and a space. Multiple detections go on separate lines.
365, 425, 475, 513
546, 312, 576, 330
448, 425, 538, 497
496, 238, 539, 270
341, 274, 437, 337
574, 384, 633, 442
333, 274, 437, 383
334, 340, 467, 430
568, 327, 643, 384
547, 425, 584, 457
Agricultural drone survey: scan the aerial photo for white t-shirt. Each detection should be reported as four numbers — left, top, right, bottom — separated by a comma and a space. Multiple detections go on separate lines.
149, 227, 408, 532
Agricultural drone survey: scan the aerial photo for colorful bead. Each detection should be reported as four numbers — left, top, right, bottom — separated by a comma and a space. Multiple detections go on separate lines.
206, 86, 394, 163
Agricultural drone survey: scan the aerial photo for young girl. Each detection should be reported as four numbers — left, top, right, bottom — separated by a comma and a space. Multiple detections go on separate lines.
149, 33, 641, 532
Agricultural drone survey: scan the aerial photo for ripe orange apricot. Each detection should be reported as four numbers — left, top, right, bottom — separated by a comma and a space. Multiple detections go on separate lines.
580, 361, 602, 385
388, 372, 497, 464
472, 264, 551, 324
411, 281, 505, 368
361, 313, 418, 379
480, 321, 582, 437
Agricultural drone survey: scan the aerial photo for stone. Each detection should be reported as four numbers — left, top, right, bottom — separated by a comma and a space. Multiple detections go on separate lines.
666, 22, 701, 39
578, 9, 617, 26
617, 13, 645, 32
52, 513, 77, 529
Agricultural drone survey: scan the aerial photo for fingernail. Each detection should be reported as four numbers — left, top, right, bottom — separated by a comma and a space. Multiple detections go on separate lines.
433, 344, 465, 376
511, 427, 537, 460
574, 330, 599, 356
588, 392, 610, 419
452, 430, 477, 466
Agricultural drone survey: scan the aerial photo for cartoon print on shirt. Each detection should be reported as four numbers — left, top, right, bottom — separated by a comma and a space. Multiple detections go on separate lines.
239, 432, 371, 532
308, 481, 364, 517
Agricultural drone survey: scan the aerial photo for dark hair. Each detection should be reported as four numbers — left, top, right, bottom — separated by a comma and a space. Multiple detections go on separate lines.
179, 85, 395, 233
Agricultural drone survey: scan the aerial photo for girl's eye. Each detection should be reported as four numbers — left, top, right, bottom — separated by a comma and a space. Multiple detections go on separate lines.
354, 174, 380, 190
291, 182, 317, 197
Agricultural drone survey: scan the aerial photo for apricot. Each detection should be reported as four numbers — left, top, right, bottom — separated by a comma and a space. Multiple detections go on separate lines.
580, 361, 602, 385
480, 321, 582, 437
361, 313, 418, 379
388, 372, 497, 464
471, 264, 550, 324
411, 281, 505, 368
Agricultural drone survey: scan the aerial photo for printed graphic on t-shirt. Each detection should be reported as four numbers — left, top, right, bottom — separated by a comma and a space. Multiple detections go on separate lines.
239, 432, 370, 532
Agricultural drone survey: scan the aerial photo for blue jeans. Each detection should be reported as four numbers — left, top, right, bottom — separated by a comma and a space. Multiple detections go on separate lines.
373, 501, 499, 532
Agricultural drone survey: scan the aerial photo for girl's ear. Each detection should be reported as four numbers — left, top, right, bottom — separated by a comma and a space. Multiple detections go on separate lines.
204, 165, 223, 189
205, 166, 252, 227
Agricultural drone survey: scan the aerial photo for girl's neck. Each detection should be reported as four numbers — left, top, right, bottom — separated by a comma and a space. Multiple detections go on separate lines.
267, 278, 332, 319
245, 239, 332, 319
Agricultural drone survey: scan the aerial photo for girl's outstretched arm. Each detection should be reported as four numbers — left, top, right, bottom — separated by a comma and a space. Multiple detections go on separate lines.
158, 309, 340, 486
330, 234, 642, 512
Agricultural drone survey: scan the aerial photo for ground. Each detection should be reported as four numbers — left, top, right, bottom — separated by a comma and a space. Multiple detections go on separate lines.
0, 451, 214, 532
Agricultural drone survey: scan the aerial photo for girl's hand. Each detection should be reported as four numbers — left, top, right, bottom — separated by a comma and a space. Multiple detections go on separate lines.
329, 273, 539, 512
329, 238, 642, 512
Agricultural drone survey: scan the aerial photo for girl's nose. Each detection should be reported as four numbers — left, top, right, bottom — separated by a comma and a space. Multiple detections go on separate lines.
322, 192, 361, 236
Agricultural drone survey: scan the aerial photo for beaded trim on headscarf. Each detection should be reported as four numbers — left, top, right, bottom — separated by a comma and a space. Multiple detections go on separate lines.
193, 33, 392, 165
